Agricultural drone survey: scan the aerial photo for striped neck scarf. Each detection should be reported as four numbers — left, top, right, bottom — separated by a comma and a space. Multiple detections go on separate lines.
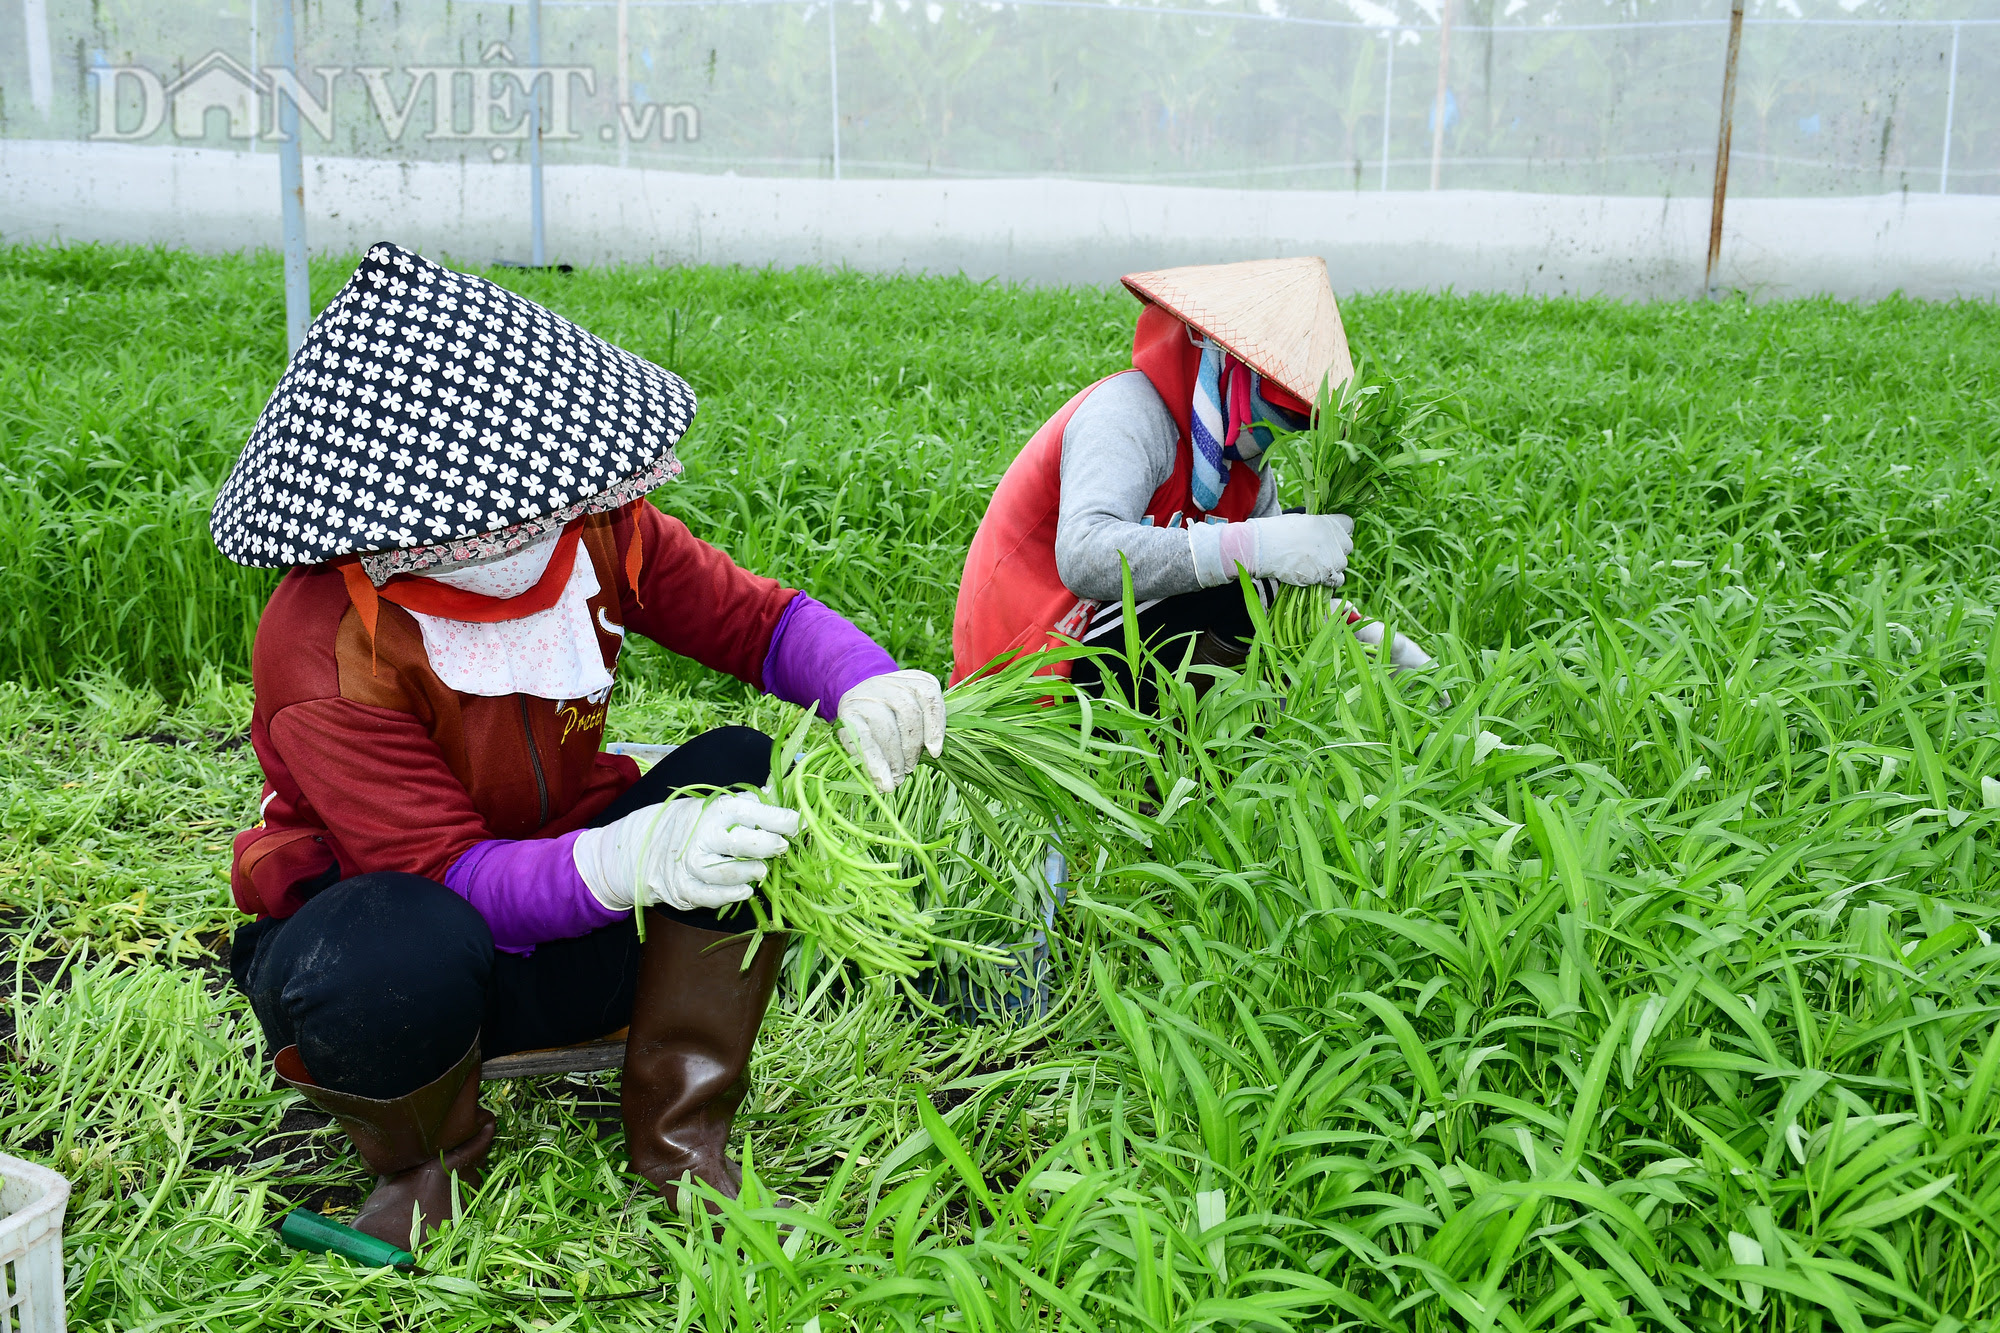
1189, 339, 1302, 513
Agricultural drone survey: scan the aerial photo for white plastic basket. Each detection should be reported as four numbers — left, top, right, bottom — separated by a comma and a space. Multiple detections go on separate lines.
0, 1154, 69, 1333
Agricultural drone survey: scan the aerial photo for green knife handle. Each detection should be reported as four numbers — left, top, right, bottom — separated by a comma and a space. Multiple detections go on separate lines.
279, 1207, 416, 1268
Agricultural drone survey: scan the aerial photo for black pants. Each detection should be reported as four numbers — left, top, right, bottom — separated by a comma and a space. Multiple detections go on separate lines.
230, 725, 772, 1099
1070, 581, 1273, 712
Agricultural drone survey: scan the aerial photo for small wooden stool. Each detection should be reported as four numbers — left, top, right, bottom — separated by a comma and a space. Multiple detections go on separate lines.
480, 1027, 629, 1080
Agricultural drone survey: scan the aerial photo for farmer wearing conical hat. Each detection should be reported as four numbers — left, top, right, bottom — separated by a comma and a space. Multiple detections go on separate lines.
215, 243, 944, 1251
954, 257, 1423, 699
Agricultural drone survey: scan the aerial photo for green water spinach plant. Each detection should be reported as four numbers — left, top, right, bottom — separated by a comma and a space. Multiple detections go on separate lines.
11, 248, 2000, 1331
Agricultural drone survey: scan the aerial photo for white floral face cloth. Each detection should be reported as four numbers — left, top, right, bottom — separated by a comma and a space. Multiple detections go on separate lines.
408, 533, 617, 700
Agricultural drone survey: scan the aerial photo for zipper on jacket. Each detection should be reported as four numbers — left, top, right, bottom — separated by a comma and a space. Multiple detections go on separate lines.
518, 696, 552, 827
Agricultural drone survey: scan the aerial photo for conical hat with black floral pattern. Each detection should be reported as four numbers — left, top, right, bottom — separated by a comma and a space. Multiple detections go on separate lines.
210, 241, 693, 569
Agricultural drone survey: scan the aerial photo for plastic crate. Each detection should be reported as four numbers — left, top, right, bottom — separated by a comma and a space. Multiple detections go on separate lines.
0, 1154, 68, 1333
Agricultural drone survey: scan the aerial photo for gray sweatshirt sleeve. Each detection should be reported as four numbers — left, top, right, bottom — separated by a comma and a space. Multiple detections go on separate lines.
1055, 371, 1280, 602
1251, 456, 1282, 519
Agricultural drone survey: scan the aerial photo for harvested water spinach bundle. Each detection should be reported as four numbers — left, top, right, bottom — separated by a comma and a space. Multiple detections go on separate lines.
747, 650, 1152, 977
1268, 366, 1457, 647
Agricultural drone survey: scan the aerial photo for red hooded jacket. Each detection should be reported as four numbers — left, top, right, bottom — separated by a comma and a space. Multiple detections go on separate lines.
231, 500, 795, 918
950, 305, 1266, 683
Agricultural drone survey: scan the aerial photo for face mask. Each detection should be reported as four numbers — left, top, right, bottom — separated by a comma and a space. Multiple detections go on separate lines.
404, 527, 614, 699
422, 531, 561, 601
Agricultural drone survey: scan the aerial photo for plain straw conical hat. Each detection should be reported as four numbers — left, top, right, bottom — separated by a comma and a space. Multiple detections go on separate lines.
1121, 257, 1354, 406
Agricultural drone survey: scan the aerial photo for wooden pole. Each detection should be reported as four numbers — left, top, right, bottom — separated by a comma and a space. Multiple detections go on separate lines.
529, 0, 546, 266
1380, 30, 1394, 191
828, 1, 842, 180
1939, 21, 1960, 194
247, 0, 258, 152
1429, 0, 1452, 191
1705, 0, 1746, 297
617, 0, 630, 168
275, 0, 309, 353
23, 0, 53, 117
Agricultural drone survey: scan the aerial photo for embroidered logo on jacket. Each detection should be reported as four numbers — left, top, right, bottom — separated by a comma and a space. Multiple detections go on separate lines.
554, 683, 613, 744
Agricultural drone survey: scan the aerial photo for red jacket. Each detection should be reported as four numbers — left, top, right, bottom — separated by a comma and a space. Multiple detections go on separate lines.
231, 501, 795, 918
950, 304, 1264, 684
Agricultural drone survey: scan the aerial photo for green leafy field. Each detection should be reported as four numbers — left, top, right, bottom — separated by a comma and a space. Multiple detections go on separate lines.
5, 244, 2000, 1331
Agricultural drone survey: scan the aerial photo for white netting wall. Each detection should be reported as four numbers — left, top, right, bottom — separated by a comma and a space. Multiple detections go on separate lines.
2, 0, 1996, 294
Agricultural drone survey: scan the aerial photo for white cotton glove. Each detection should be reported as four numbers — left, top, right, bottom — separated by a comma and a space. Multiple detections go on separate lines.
1189, 513, 1354, 589
1348, 612, 1435, 672
572, 793, 801, 913
836, 668, 946, 794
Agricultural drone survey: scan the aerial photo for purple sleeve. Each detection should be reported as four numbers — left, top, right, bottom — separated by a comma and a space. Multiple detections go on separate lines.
761, 593, 899, 721
442, 831, 622, 956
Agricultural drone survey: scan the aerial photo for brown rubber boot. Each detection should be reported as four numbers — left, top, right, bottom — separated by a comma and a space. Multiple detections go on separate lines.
621, 914, 784, 1210
275, 1036, 497, 1251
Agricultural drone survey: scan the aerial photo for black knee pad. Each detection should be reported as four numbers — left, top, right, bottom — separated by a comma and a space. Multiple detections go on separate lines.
663, 725, 775, 791
250, 873, 495, 1098
593, 725, 776, 826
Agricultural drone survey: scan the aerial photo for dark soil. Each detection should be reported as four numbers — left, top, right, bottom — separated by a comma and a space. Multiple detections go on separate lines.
195, 1103, 342, 1175
187, 929, 236, 983
291, 1181, 368, 1217
927, 1040, 1051, 1113
1, 936, 75, 1049
799, 1154, 844, 1181
540, 1078, 623, 1125
121, 730, 251, 753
